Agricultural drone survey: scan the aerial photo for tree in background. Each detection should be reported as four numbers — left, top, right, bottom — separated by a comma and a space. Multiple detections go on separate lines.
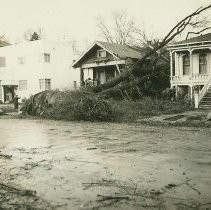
23, 27, 45, 41
96, 11, 136, 45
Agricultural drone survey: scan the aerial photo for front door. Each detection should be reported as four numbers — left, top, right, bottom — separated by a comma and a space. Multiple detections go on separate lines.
3, 85, 17, 103
96, 70, 106, 85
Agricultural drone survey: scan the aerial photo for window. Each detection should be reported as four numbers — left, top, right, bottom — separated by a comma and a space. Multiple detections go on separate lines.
97, 50, 106, 58
183, 54, 190, 75
199, 53, 207, 74
39, 79, 45, 90
44, 53, 50, 63
0, 57, 6, 67
39, 79, 51, 90
45, 79, 51, 90
18, 56, 26, 64
19, 80, 27, 91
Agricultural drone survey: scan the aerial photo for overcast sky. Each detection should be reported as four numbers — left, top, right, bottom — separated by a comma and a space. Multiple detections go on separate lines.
0, 0, 210, 45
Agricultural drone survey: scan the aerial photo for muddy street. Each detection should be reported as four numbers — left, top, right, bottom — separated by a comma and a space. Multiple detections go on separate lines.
0, 118, 211, 209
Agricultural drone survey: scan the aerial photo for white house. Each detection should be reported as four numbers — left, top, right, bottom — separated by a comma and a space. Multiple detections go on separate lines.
168, 33, 211, 108
0, 39, 80, 103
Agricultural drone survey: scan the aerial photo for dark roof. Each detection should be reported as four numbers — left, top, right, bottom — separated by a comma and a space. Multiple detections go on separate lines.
0, 37, 11, 47
97, 41, 144, 59
173, 33, 211, 45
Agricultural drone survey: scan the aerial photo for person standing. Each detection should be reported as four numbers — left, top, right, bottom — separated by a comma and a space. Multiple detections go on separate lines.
13, 95, 20, 110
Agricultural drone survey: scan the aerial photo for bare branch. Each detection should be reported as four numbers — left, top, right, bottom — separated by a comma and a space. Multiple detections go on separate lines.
186, 27, 211, 39
96, 16, 114, 43
96, 11, 136, 45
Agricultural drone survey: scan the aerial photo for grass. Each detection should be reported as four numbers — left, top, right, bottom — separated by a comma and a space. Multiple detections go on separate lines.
111, 97, 193, 122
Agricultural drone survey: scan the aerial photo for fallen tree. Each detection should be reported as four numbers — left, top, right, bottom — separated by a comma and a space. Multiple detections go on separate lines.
93, 4, 211, 93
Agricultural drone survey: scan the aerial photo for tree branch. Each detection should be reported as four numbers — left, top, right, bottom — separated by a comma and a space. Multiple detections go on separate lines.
93, 4, 211, 93
186, 27, 211, 39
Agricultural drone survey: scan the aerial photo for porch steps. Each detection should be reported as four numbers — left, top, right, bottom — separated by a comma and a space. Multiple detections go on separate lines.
199, 87, 211, 109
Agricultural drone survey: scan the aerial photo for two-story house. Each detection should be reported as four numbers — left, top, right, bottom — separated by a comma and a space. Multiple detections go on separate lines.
168, 33, 211, 108
0, 40, 80, 103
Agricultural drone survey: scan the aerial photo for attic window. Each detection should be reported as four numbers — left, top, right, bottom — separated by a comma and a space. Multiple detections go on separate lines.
97, 50, 106, 58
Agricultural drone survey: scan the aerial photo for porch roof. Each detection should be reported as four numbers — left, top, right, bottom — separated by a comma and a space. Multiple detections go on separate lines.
168, 33, 211, 48
176, 33, 211, 44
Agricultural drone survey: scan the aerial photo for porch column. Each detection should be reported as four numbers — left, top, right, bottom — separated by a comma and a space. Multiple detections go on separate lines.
114, 69, 117, 77
170, 51, 173, 88
175, 85, 178, 99
80, 68, 84, 86
189, 49, 193, 102
0, 81, 2, 103
190, 85, 193, 102
189, 49, 193, 77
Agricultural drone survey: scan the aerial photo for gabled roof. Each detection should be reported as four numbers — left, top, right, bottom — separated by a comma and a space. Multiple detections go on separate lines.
73, 41, 144, 68
97, 41, 144, 59
169, 33, 211, 47
0, 37, 11, 47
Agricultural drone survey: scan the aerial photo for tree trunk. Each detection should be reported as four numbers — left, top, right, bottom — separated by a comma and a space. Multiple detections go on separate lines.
99, 74, 150, 95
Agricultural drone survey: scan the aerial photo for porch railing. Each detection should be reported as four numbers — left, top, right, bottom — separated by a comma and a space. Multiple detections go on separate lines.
171, 74, 209, 83
199, 75, 211, 103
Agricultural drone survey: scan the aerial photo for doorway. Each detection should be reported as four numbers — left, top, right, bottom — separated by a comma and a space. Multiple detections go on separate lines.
3, 85, 18, 103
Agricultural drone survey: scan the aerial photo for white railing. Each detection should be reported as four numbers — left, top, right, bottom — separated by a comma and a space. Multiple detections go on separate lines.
199, 75, 211, 103
171, 74, 209, 84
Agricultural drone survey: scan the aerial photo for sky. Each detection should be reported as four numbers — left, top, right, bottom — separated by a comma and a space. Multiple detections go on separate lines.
0, 0, 210, 47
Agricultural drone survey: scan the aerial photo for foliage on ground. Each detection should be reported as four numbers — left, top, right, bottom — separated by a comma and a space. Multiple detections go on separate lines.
21, 89, 119, 121
20, 88, 193, 122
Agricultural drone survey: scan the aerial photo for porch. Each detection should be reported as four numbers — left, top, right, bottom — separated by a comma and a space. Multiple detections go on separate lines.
81, 63, 125, 86
169, 47, 211, 86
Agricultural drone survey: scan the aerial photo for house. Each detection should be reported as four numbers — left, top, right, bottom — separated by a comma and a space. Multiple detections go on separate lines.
0, 37, 10, 47
0, 39, 80, 103
72, 41, 144, 86
168, 33, 211, 108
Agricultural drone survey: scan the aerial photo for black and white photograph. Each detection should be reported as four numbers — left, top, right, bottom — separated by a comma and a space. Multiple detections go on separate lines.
0, 0, 211, 209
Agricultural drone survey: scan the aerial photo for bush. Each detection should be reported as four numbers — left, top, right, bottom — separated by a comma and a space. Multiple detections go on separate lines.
161, 88, 175, 100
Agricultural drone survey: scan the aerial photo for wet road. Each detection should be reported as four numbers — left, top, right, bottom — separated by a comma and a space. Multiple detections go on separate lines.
0, 118, 211, 209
